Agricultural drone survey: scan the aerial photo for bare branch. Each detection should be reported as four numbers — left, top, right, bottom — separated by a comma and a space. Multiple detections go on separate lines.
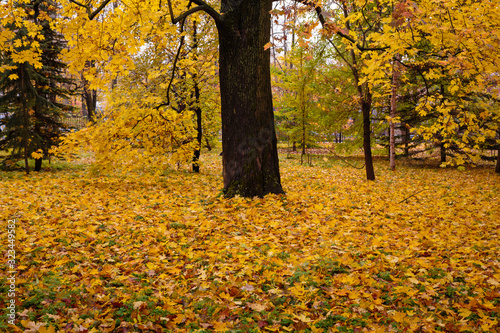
68, 0, 88, 8
89, 0, 114, 20
399, 189, 427, 204
167, 0, 222, 26
68, 0, 91, 17
69, 0, 114, 20
155, 19, 187, 110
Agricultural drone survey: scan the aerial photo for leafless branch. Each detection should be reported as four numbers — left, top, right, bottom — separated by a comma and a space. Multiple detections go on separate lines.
167, 0, 222, 26
68, 0, 114, 20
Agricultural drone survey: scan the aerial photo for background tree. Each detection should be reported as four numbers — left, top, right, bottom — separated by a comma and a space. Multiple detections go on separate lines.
303, 0, 394, 180
0, 0, 73, 173
358, 0, 500, 167
273, 35, 325, 163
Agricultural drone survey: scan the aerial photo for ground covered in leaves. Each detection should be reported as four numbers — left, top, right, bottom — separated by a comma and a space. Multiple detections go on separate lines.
1, 152, 499, 332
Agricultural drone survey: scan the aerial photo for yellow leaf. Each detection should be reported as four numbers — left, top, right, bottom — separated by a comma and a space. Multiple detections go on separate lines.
133, 301, 146, 309
219, 292, 232, 300
38, 326, 56, 333
293, 313, 312, 322
31, 149, 43, 159
392, 311, 406, 323
459, 308, 472, 318
486, 278, 499, 286
248, 302, 267, 312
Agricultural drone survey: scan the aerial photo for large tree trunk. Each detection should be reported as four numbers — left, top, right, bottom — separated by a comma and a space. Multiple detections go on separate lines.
218, 0, 284, 197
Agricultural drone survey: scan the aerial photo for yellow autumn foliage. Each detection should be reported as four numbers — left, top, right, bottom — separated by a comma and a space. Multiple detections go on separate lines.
1, 152, 499, 332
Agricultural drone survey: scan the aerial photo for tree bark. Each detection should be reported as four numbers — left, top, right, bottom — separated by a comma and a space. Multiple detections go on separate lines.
34, 158, 42, 171
192, 80, 202, 173
496, 148, 499, 174
82, 61, 97, 123
300, 59, 306, 165
20, 66, 30, 175
34, 105, 42, 172
440, 142, 446, 163
191, 20, 202, 173
389, 57, 399, 171
362, 99, 375, 180
404, 125, 409, 156
348, 32, 375, 180
389, 110, 396, 171
496, 134, 500, 173
218, 0, 284, 197
205, 137, 212, 151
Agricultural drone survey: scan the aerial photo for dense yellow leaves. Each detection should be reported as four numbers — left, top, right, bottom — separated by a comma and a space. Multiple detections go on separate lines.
0, 1, 45, 71
1, 152, 499, 332
57, 0, 186, 90
311, 0, 500, 167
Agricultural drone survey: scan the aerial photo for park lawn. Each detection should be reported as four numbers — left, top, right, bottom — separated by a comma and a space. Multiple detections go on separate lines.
1, 151, 499, 333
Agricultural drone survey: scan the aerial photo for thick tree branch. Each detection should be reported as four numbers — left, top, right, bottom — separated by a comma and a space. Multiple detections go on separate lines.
167, 0, 222, 26
68, 0, 91, 17
68, 0, 114, 20
89, 0, 114, 20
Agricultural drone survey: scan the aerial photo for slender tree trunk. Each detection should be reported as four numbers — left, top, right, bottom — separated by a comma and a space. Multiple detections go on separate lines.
82, 61, 97, 123
20, 66, 30, 174
362, 99, 375, 180
389, 118, 395, 170
349, 41, 375, 180
496, 148, 499, 174
23, 144, 29, 174
192, 80, 202, 173
389, 58, 399, 171
34, 105, 42, 172
404, 125, 410, 156
439, 84, 446, 164
191, 21, 202, 173
300, 57, 306, 164
205, 137, 212, 151
218, 0, 284, 197
496, 133, 500, 173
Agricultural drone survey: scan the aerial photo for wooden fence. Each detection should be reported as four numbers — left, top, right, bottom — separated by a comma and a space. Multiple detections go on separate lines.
62, 116, 88, 130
